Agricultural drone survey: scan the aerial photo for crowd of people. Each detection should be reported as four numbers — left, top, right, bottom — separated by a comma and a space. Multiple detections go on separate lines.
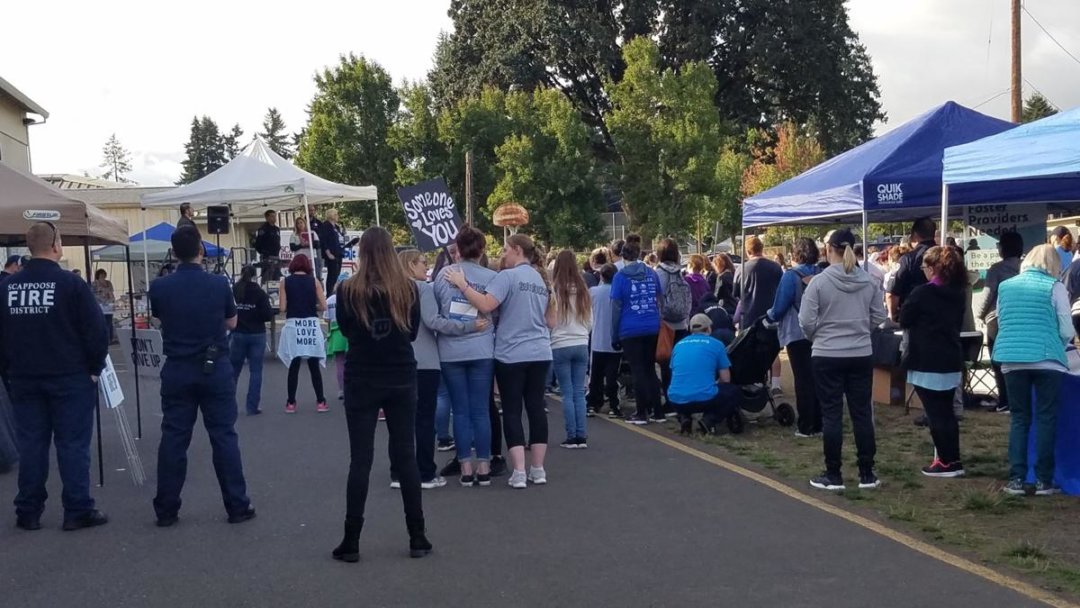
1, 207, 1076, 565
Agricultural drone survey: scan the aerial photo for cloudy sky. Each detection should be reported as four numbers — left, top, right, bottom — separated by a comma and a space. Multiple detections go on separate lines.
3, 0, 1079, 185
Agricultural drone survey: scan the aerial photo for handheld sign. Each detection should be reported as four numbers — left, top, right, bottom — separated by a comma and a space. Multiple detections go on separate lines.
99, 355, 124, 409
397, 178, 462, 252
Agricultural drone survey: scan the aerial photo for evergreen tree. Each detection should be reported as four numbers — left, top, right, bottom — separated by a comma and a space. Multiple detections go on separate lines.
178, 116, 227, 184
100, 133, 133, 183
259, 108, 294, 158
222, 123, 244, 159
1022, 92, 1057, 124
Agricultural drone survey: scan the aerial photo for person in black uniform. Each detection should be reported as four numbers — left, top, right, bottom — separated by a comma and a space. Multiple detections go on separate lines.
149, 226, 254, 527
0, 222, 109, 531
177, 203, 197, 231
252, 210, 282, 283
316, 209, 345, 295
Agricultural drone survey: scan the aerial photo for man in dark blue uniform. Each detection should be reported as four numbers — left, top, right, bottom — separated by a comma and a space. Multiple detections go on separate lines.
149, 226, 254, 527
0, 222, 109, 531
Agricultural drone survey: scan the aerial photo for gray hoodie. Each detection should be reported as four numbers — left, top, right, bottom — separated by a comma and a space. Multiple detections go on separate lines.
798, 264, 887, 358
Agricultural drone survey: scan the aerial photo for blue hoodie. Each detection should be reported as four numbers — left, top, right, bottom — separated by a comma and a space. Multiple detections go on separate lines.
610, 261, 663, 341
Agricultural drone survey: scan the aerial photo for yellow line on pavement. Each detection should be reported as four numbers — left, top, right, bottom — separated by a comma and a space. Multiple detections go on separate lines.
608, 418, 1076, 608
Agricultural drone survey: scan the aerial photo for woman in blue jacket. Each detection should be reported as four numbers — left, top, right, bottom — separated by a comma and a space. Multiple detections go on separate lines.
767, 238, 821, 438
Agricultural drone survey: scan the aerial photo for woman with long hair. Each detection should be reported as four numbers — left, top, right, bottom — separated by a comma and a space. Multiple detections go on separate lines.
278, 253, 328, 413
447, 234, 554, 488
398, 249, 486, 489
434, 226, 498, 486
332, 227, 429, 563
900, 246, 967, 478
994, 244, 1074, 496
551, 250, 593, 448
656, 238, 691, 415
711, 254, 737, 315
799, 229, 887, 492
230, 265, 274, 415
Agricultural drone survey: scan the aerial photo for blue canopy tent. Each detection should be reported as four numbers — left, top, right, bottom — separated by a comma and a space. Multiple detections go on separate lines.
92, 222, 225, 262
743, 102, 1016, 243
942, 105, 1080, 231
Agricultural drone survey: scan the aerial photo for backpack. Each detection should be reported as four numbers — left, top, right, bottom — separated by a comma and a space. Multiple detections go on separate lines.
660, 266, 692, 323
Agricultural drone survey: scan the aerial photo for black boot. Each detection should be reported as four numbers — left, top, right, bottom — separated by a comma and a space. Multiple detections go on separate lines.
407, 519, 432, 558
332, 517, 363, 563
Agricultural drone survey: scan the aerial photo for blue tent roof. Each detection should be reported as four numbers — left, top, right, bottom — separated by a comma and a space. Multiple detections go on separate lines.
943, 105, 1080, 206
742, 102, 1016, 228
92, 222, 225, 262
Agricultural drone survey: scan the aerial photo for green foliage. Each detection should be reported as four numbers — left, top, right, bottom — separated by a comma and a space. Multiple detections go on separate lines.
100, 133, 133, 183
1022, 92, 1057, 124
178, 116, 227, 184
608, 38, 742, 244
490, 89, 605, 249
295, 54, 402, 234
222, 124, 244, 160
259, 108, 294, 158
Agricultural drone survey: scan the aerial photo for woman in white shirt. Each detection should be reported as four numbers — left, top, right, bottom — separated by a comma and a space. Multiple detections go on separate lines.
550, 250, 593, 448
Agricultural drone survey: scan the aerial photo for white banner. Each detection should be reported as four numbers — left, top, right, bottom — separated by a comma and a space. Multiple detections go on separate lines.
99, 355, 124, 409
276, 317, 326, 367
117, 328, 166, 378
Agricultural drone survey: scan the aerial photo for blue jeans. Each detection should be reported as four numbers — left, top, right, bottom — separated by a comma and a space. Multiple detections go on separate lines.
442, 359, 494, 462
230, 332, 266, 414
1005, 369, 1063, 483
9, 374, 97, 520
553, 345, 589, 439
435, 377, 452, 443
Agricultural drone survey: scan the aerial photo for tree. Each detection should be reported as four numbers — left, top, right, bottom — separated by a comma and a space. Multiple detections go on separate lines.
100, 133, 133, 183
1022, 92, 1057, 124
295, 54, 401, 234
178, 116, 227, 184
741, 122, 827, 246
490, 88, 605, 249
259, 108, 294, 158
607, 38, 740, 242
388, 83, 450, 191
222, 123, 244, 160
431, 0, 883, 157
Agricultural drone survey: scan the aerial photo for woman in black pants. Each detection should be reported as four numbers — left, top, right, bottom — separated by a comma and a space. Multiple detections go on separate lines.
332, 227, 430, 563
279, 254, 327, 413
447, 234, 555, 489
900, 246, 967, 478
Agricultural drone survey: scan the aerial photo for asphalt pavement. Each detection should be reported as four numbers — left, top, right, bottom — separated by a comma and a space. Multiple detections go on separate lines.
0, 352, 1048, 607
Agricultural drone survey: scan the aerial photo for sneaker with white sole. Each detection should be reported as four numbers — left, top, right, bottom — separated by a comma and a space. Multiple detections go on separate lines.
794, 431, 819, 439
560, 438, 578, 449
528, 466, 547, 485
809, 472, 845, 491
390, 480, 401, 489
436, 439, 455, 452
921, 459, 965, 478
1034, 481, 1059, 496
508, 470, 527, 489
421, 477, 447, 489
576, 437, 588, 449
858, 472, 881, 489
1002, 478, 1029, 496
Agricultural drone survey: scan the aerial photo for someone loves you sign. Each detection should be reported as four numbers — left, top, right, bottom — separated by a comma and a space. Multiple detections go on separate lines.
397, 178, 463, 252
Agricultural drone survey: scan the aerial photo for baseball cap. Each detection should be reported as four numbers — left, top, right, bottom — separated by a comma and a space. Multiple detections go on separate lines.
827, 228, 857, 249
5, 254, 21, 268
690, 313, 713, 332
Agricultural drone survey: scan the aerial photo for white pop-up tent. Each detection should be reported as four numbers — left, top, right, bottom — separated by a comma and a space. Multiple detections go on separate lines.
140, 138, 378, 284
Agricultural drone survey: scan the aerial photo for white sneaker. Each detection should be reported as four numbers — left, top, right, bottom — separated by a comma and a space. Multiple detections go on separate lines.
528, 466, 547, 485
390, 480, 401, 489
508, 470, 528, 489
421, 476, 447, 489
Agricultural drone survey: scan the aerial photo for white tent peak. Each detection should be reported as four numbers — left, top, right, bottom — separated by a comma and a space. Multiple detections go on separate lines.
140, 137, 377, 216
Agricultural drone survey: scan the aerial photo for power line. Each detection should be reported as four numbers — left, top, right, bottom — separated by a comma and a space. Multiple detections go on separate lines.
1022, 4, 1080, 67
971, 88, 1012, 110
1023, 77, 1061, 109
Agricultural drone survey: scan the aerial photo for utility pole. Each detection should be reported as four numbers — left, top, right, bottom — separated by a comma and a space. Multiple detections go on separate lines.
1011, 0, 1022, 123
464, 151, 474, 225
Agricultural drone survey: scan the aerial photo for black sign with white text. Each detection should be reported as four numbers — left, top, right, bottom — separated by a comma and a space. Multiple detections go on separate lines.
397, 178, 462, 252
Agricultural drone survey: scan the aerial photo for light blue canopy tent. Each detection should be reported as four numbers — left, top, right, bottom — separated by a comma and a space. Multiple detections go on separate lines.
942, 105, 1080, 231
742, 102, 1016, 239
92, 222, 225, 262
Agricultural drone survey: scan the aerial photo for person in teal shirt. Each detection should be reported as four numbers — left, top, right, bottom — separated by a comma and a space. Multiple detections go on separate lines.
668, 313, 739, 434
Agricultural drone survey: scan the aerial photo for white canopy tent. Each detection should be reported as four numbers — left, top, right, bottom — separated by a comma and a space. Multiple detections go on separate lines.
139, 138, 378, 287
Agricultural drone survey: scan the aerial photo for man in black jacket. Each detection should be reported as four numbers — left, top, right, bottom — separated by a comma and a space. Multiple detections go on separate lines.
888, 217, 936, 321
317, 208, 346, 295
252, 210, 282, 282
0, 222, 109, 531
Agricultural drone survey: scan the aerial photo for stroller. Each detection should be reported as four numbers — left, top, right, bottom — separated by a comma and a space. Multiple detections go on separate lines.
725, 316, 796, 433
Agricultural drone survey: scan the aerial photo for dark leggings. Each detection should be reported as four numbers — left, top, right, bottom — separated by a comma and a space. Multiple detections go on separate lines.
489, 389, 503, 457
343, 379, 423, 527
288, 357, 325, 403
495, 360, 550, 448
915, 385, 962, 465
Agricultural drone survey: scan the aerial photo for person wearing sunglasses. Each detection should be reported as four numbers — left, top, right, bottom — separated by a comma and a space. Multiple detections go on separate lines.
0, 222, 110, 531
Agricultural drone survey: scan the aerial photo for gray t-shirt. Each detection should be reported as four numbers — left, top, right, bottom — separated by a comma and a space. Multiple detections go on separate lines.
434, 261, 496, 363
487, 263, 553, 363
